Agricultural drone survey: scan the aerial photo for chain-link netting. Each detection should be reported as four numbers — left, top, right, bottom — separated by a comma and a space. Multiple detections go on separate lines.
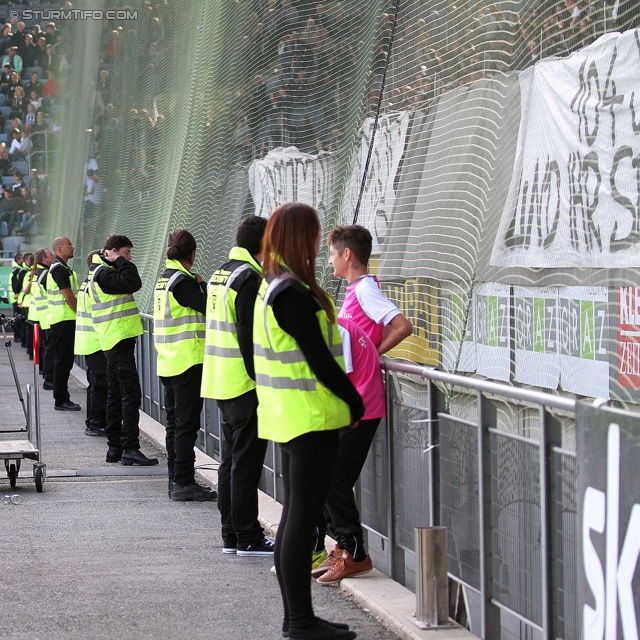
8, 0, 638, 405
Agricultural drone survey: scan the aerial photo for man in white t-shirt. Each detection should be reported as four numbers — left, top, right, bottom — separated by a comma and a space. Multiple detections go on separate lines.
312, 225, 412, 585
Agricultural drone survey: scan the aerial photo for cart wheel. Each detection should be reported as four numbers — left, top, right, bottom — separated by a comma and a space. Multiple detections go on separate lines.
35, 467, 43, 493
8, 463, 17, 488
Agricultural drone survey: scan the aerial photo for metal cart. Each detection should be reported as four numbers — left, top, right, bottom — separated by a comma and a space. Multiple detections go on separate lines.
0, 315, 45, 492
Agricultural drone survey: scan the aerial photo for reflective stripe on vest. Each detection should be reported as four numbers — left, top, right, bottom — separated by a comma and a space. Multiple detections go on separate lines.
253, 275, 350, 443
153, 261, 205, 377
201, 258, 258, 400
46, 261, 78, 325
74, 278, 101, 355
89, 260, 143, 351
29, 268, 50, 327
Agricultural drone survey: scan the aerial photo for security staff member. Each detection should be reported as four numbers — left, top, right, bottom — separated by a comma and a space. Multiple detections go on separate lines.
10, 253, 25, 343
47, 237, 80, 411
17, 252, 34, 354
29, 247, 54, 384
89, 234, 158, 466
153, 230, 214, 501
75, 250, 108, 437
254, 203, 362, 640
201, 215, 271, 554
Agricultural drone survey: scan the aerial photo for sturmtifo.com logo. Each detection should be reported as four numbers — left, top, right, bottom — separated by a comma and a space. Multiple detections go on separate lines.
13, 9, 138, 20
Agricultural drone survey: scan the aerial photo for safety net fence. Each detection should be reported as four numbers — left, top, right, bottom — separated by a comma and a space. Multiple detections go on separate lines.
5, 0, 639, 414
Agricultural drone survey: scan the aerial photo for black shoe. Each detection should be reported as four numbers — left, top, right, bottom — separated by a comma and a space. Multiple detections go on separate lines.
84, 426, 107, 437
288, 620, 357, 640
170, 481, 217, 502
168, 477, 174, 498
106, 446, 122, 463
222, 537, 238, 554
121, 449, 159, 466
284, 619, 350, 638
42, 381, 54, 390
237, 536, 276, 557
55, 401, 81, 411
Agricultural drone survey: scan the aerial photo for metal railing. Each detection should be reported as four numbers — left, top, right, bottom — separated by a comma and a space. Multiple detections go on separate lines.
372, 362, 580, 640
135, 314, 582, 639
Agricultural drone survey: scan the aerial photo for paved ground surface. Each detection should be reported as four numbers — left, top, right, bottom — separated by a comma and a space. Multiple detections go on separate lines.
0, 335, 402, 640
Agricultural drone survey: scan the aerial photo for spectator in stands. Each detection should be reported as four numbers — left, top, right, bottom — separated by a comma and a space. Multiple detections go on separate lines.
2, 46, 23, 77
42, 44, 59, 75
0, 62, 12, 94
29, 169, 47, 195
0, 188, 19, 237
105, 30, 122, 60
8, 128, 22, 160
294, 114, 316, 154
10, 22, 27, 58
96, 69, 111, 112
15, 130, 31, 162
36, 36, 47, 63
31, 111, 49, 153
11, 172, 24, 195
42, 70, 60, 107
84, 168, 103, 218
16, 207, 37, 242
9, 86, 27, 120
22, 34, 38, 69
24, 71, 43, 99
281, 0, 301, 31
24, 102, 37, 130
0, 143, 10, 175
45, 23, 58, 46
247, 74, 271, 146
7, 72, 22, 101
1, 25, 12, 52
28, 89, 42, 111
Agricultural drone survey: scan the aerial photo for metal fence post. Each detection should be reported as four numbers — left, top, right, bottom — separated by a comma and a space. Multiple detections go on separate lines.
478, 392, 501, 638
410, 526, 452, 629
539, 406, 563, 640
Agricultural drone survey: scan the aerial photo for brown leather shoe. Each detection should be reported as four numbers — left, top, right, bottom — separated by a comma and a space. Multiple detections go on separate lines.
310, 546, 344, 578
316, 550, 372, 585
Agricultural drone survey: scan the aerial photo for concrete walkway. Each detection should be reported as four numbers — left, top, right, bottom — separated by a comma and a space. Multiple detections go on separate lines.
0, 334, 474, 640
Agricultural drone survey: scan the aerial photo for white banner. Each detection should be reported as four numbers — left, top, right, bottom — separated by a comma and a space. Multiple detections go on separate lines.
248, 147, 337, 219
558, 286, 609, 398
491, 30, 640, 268
474, 282, 511, 381
440, 285, 476, 373
513, 286, 560, 389
342, 112, 410, 254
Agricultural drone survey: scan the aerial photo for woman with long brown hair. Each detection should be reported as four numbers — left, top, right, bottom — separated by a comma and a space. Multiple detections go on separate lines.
254, 203, 363, 640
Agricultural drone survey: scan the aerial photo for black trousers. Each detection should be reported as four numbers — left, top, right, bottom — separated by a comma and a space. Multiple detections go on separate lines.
160, 364, 203, 485
12, 303, 23, 341
104, 337, 140, 451
24, 319, 33, 354
217, 389, 268, 545
323, 418, 382, 556
40, 326, 54, 383
85, 350, 108, 429
275, 430, 339, 631
49, 320, 75, 404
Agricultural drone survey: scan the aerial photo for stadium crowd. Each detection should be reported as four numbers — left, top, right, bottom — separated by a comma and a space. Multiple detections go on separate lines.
0, 1, 65, 248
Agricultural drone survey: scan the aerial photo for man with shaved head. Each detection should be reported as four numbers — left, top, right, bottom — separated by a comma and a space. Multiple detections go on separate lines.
47, 236, 80, 411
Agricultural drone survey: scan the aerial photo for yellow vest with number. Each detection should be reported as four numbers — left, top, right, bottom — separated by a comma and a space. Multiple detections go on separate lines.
153, 259, 205, 377
253, 275, 349, 443
46, 260, 78, 325
75, 275, 101, 356
201, 247, 261, 400
88, 254, 143, 351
